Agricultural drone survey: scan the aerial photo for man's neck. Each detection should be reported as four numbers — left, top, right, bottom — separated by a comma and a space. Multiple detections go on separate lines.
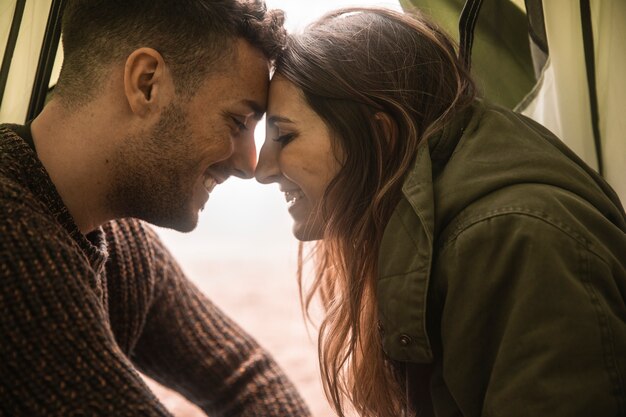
30, 100, 117, 234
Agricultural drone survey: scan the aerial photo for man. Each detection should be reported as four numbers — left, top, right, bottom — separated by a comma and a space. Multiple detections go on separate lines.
0, 0, 310, 415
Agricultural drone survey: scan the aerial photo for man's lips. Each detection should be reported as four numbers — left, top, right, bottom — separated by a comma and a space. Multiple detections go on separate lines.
203, 169, 227, 193
203, 175, 217, 193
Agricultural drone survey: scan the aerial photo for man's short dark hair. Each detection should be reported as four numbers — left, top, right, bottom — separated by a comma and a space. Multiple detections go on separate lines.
55, 0, 286, 107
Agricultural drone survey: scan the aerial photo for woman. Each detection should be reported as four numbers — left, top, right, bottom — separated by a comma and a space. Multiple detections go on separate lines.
255, 8, 626, 417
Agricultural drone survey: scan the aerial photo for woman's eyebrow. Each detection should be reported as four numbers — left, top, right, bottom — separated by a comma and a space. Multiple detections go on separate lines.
267, 115, 295, 125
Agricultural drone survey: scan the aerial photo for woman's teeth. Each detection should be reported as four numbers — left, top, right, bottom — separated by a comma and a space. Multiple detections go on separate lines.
284, 190, 305, 207
203, 176, 217, 193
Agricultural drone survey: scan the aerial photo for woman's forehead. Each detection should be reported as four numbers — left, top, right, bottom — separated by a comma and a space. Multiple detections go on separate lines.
267, 76, 308, 120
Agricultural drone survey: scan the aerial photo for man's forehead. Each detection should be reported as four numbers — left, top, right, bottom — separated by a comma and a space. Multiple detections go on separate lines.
189, 40, 269, 116
229, 44, 270, 118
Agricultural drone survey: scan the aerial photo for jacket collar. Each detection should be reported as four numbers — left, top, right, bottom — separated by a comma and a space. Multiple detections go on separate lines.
376, 105, 472, 363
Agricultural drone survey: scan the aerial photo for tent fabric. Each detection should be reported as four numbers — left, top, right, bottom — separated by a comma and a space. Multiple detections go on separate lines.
402, 0, 625, 204
400, 0, 535, 109
0, 0, 55, 124
518, 0, 625, 204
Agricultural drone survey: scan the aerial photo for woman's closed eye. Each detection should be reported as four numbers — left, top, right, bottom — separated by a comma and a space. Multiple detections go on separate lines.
273, 132, 296, 147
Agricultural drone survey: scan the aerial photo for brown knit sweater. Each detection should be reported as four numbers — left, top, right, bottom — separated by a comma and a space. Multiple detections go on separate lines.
0, 125, 311, 416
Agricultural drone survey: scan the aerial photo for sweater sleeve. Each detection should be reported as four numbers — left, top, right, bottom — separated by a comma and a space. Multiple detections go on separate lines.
0, 206, 172, 416
112, 220, 311, 417
431, 213, 626, 417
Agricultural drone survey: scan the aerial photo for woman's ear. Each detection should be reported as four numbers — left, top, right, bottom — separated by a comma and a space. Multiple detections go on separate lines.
123, 47, 167, 117
373, 112, 398, 147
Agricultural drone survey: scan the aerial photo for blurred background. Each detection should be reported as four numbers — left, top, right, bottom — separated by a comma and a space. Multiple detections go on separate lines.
151, 1, 401, 416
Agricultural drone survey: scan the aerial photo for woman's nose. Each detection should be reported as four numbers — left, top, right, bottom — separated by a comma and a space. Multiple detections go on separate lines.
255, 141, 281, 184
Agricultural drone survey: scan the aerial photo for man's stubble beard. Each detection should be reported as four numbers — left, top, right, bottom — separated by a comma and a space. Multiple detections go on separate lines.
107, 102, 201, 232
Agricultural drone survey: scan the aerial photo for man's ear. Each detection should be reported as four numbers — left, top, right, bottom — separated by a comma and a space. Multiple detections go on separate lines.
373, 111, 398, 148
124, 47, 167, 117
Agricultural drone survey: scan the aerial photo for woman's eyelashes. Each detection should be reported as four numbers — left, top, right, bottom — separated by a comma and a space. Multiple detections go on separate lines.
273, 132, 296, 147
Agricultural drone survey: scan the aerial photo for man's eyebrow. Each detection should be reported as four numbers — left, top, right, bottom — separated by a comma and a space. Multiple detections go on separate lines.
267, 115, 295, 125
242, 100, 265, 120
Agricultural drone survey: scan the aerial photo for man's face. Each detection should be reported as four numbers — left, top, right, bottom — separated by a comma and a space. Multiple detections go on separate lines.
109, 39, 269, 232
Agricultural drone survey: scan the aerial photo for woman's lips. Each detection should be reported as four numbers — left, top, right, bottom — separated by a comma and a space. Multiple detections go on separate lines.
284, 190, 305, 208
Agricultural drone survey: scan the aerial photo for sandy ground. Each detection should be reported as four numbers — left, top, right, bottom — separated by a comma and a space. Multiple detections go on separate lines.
149, 179, 335, 417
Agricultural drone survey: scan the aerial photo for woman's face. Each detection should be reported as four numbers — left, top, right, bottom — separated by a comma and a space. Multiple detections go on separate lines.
255, 75, 342, 241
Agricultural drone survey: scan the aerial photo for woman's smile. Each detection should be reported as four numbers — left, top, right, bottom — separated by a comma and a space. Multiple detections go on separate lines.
256, 75, 342, 241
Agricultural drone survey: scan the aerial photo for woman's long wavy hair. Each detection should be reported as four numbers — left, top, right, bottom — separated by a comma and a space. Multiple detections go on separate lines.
275, 8, 476, 417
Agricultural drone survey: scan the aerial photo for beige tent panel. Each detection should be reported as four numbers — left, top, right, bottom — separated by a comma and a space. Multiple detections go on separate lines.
519, 0, 625, 204
0, 0, 56, 124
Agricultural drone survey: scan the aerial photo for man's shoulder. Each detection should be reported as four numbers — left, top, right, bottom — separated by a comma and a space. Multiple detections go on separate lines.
0, 124, 41, 208
0, 123, 28, 155
0, 123, 19, 138
0, 174, 51, 226
0, 184, 77, 277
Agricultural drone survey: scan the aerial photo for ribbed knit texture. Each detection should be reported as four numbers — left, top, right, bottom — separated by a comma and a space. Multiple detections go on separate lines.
0, 125, 311, 417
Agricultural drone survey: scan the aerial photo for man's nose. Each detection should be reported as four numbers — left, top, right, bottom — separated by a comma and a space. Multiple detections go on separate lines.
229, 132, 257, 179
255, 141, 280, 184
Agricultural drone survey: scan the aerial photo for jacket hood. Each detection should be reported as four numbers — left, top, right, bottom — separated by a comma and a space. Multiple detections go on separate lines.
433, 102, 625, 236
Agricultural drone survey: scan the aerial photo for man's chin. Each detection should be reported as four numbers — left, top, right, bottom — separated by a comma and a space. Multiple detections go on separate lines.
161, 214, 199, 233
140, 209, 199, 233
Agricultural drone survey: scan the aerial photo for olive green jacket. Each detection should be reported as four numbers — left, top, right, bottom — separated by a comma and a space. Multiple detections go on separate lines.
377, 101, 626, 416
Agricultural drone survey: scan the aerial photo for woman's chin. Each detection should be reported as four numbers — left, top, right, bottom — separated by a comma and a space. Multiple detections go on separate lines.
292, 221, 323, 242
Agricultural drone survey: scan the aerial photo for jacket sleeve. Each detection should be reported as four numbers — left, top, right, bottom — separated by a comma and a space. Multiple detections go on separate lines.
431, 212, 625, 417
124, 221, 311, 417
0, 207, 172, 416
